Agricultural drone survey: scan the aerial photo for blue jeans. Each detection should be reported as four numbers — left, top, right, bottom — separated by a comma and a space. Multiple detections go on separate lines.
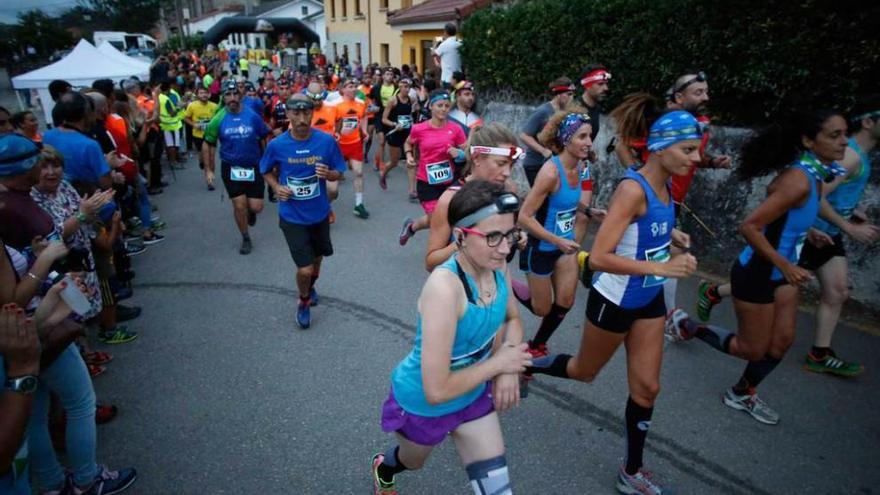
27, 344, 98, 490
137, 176, 153, 230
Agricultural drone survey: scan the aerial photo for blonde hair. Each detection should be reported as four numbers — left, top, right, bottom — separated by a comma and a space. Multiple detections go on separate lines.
462, 122, 518, 177
39, 144, 64, 168
538, 102, 589, 155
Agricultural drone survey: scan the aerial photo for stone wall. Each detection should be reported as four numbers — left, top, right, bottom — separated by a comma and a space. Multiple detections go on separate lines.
484, 101, 880, 314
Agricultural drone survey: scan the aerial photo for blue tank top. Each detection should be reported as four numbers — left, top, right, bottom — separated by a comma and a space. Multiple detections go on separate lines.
592, 169, 675, 309
390, 255, 508, 417
738, 160, 819, 280
813, 137, 870, 236
535, 155, 583, 252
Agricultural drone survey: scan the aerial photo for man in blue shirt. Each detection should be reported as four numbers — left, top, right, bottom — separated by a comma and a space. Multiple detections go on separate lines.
205, 80, 270, 255
260, 94, 346, 329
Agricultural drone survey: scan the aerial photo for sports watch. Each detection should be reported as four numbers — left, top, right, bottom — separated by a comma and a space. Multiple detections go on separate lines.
4, 375, 38, 395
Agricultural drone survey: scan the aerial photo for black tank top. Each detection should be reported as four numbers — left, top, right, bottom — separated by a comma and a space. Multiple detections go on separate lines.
389, 95, 414, 129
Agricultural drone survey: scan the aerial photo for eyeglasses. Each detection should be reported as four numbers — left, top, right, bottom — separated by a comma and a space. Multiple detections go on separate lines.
673, 71, 707, 95
459, 227, 521, 248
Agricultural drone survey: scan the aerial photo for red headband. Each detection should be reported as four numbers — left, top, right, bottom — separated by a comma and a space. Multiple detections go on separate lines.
550, 84, 575, 94
580, 70, 611, 88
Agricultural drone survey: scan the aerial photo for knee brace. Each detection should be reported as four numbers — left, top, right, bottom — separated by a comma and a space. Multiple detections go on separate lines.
466, 455, 512, 495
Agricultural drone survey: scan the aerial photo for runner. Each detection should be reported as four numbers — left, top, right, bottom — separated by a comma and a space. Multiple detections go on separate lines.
183, 85, 219, 190
268, 80, 292, 139
378, 77, 416, 196
308, 82, 337, 136
665, 109, 848, 425
334, 78, 371, 219
519, 77, 576, 186
578, 64, 611, 143
696, 98, 879, 377
203, 80, 270, 255
369, 68, 399, 171
372, 179, 530, 495
425, 123, 522, 272
398, 89, 467, 246
243, 81, 265, 117
514, 111, 598, 357
260, 94, 346, 329
528, 110, 700, 494
449, 81, 483, 136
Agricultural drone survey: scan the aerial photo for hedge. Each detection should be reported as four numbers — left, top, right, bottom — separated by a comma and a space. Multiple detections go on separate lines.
461, 0, 879, 125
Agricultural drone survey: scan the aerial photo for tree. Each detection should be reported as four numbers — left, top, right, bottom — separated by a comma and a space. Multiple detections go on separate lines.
12, 10, 73, 57
78, 0, 163, 34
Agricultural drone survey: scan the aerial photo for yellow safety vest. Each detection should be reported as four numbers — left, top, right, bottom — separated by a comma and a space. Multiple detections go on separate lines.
159, 92, 183, 131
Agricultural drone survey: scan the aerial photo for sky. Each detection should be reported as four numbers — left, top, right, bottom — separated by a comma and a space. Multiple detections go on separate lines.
0, 0, 79, 25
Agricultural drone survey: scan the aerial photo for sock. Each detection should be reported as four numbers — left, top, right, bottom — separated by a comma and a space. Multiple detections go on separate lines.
733, 354, 781, 394
242, 232, 250, 241
624, 396, 654, 475
810, 346, 830, 359
663, 278, 678, 313
356, 192, 363, 206
531, 303, 570, 346
299, 294, 310, 306
527, 354, 571, 378
377, 446, 407, 484
510, 279, 533, 313
465, 455, 511, 495
683, 318, 734, 353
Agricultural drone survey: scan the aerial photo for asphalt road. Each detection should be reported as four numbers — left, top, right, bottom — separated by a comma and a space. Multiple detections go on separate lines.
93, 151, 879, 495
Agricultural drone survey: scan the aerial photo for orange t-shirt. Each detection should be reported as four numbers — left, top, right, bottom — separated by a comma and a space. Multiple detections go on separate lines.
136, 94, 158, 131
333, 99, 365, 145
311, 104, 337, 135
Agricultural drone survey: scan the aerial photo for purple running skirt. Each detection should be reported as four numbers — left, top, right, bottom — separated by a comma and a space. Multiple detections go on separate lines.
380, 384, 494, 446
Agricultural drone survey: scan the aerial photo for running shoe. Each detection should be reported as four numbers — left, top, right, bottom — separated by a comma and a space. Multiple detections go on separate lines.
150, 213, 160, 223
722, 387, 779, 425
207, 183, 215, 191
95, 404, 118, 424
527, 341, 549, 359
371, 453, 398, 495
616, 465, 669, 494
309, 287, 319, 307
803, 350, 864, 377
379, 172, 388, 190
398, 217, 414, 246
354, 204, 370, 219
408, 192, 418, 203
98, 326, 138, 345
663, 309, 692, 343
73, 465, 137, 495
578, 250, 593, 289
88, 364, 106, 378
239, 238, 253, 255
125, 244, 147, 256
126, 218, 142, 230
696, 281, 721, 322
142, 233, 165, 245
296, 300, 311, 329
247, 210, 257, 227
83, 351, 113, 366
151, 220, 167, 231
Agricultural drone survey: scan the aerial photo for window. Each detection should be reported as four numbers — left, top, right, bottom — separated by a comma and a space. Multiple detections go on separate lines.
409, 47, 416, 64
356, 42, 362, 62
341, 0, 347, 18
330, 0, 335, 18
379, 0, 388, 8
355, 0, 362, 15
380, 43, 389, 65
302, 5, 308, 15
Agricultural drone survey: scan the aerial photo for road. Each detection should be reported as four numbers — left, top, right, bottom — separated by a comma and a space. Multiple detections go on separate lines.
93, 151, 879, 495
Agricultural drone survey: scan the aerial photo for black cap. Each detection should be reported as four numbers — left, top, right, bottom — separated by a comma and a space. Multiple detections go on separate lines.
223, 80, 238, 93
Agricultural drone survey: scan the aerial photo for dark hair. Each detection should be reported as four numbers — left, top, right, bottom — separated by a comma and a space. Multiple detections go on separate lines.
448, 179, 507, 227
92, 79, 115, 99
49, 80, 72, 101
609, 92, 665, 147
423, 78, 438, 92
548, 76, 573, 91
848, 94, 880, 134
0, 106, 8, 117
580, 63, 606, 78
452, 70, 465, 83
55, 91, 89, 124
11, 111, 33, 129
738, 108, 845, 180
113, 89, 128, 104
444, 23, 457, 36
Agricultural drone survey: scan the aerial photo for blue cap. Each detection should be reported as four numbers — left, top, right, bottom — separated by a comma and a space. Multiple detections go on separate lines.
0, 134, 41, 177
647, 110, 703, 152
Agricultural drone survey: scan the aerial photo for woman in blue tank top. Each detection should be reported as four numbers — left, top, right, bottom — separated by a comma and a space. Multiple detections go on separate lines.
515, 110, 600, 358
372, 180, 531, 495
666, 109, 849, 426
528, 110, 700, 494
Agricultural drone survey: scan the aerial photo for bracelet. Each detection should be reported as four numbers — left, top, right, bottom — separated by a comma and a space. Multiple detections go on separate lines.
26, 272, 41, 282
76, 211, 88, 223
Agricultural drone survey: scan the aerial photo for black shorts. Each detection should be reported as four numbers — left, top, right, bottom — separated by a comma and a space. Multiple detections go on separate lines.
586, 289, 666, 334
730, 261, 788, 304
519, 243, 564, 277
416, 180, 452, 203
193, 137, 204, 157
798, 234, 845, 271
386, 129, 410, 148
221, 161, 264, 199
279, 217, 333, 268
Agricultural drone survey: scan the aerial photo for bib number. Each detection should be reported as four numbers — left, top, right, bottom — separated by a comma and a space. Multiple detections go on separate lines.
287, 174, 319, 200
794, 234, 806, 262
643, 242, 671, 287
554, 208, 576, 236
426, 161, 453, 185
230, 166, 255, 182
341, 117, 358, 134
397, 115, 412, 129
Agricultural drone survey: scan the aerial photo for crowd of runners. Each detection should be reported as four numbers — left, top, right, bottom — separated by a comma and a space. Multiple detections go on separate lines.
0, 38, 877, 495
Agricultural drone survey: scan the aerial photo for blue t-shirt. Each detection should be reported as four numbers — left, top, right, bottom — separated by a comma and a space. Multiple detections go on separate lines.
43, 128, 110, 186
259, 130, 346, 225
243, 96, 265, 119
214, 107, 269, 166
0, 356, 31, 495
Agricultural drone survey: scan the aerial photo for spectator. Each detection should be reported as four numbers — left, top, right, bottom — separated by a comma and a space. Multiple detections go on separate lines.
432, 23, 463, 86
11, 111, 41, 143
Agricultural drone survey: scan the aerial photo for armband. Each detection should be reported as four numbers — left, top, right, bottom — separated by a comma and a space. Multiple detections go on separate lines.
454, 149, 466, 163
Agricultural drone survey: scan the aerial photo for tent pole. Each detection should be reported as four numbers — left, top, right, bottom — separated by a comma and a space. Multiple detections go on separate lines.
15, 90, 25, 111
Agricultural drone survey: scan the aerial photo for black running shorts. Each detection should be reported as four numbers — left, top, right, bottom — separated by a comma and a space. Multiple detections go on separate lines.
279, 217, 333, 268
797, 234, 846, 271
221, 161, 264, 199
586, 289, 665, 334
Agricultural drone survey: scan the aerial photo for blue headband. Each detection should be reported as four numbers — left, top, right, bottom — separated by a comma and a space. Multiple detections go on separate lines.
557, 113, 591, 146
647, 110, 703, 152
429, 92, 451, 107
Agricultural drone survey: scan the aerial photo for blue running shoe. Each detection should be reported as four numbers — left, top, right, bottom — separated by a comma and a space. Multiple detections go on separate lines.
296, 300, 311, 329
309, 287, 319, 307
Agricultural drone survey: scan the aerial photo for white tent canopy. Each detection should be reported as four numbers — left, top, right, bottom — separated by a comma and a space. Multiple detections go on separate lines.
12, 39, 150, 125
96, 41, 151, 71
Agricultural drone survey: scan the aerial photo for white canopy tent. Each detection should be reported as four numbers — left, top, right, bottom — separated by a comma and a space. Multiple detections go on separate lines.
96, 41, 151, 72
11, 39, 150, 125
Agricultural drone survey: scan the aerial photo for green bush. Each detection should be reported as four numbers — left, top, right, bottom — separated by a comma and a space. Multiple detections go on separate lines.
461, 0, 878, 125
160, 34, 204, 53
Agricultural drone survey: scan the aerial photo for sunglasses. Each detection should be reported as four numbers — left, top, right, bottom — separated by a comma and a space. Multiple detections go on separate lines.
459, 227, 522, 248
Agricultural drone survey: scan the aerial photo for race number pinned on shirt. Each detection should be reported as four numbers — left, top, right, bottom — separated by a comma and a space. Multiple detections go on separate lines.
426, 161, 453, 185
230, 166, 255, 182
287, 174, 319, 200
555, 208, 576, 236
579, 165, 591, 182
794, 233, 806, 261
397, 115, 413, 129
341, 117, 359, 134
642, 242, 671, 287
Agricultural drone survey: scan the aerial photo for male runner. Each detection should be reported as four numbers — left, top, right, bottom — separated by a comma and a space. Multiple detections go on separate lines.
334, 78, 371, 218
369, 68, 399, 171
184, 86, 219, 190
448, 81, 483, 136
260, 94, 346, 329
204, 80, 270, 254
578, 64, 611, 143
520, 77, 576, 186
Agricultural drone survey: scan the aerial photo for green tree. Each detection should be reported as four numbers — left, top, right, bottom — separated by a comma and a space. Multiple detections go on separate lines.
13, 10, 73, 57
78, 0, 163, 34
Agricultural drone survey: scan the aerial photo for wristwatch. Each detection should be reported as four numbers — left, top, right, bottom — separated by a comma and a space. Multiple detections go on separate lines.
4, 375, 38, 395
75, 211, 88, 223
